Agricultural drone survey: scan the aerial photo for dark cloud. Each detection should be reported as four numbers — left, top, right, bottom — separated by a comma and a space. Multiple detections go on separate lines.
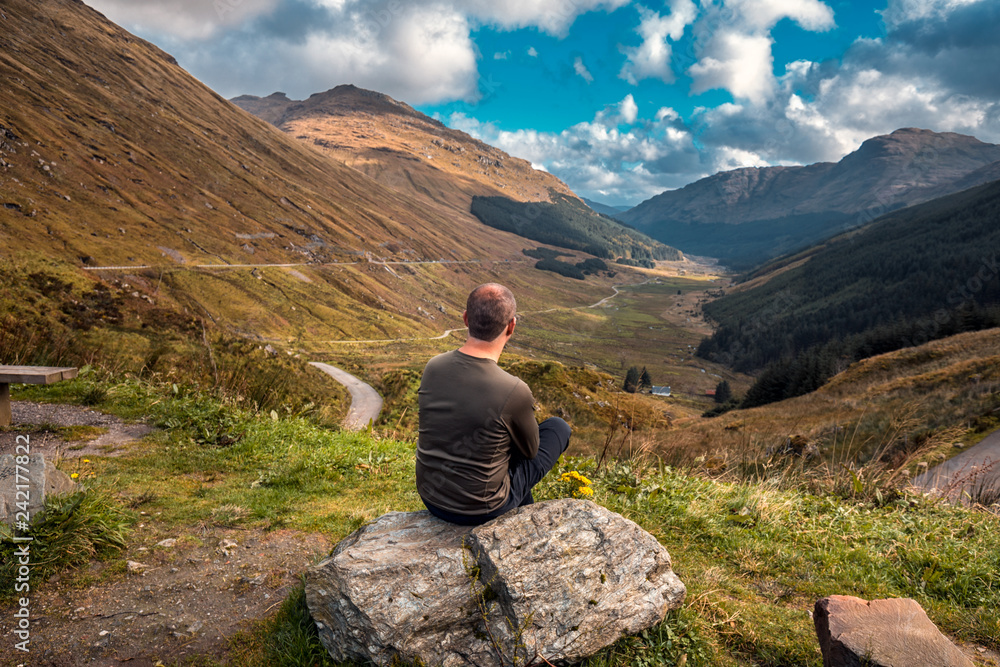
852, 0, 1000, 97
247, 0, 338, 43
644, 147, 703, 175
890, 0, 1000, 53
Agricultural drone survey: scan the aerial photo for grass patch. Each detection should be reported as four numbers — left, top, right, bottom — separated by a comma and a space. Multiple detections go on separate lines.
0, 487, 133, 602
228, 583, 341, 667
56, 424, 109, 442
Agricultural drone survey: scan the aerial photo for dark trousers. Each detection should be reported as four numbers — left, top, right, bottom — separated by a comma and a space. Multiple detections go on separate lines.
423, 417, 572, 526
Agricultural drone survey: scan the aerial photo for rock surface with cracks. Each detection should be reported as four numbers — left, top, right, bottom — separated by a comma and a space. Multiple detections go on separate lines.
305, 499, 686, 666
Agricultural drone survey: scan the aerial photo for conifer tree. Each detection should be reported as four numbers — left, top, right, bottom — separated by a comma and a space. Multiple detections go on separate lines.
624, 366, 640, 393
639, 367, 652, 390
714, 380, 732, 403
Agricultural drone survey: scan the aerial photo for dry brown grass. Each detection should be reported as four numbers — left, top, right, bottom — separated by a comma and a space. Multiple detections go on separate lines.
654, 328, 1000, 496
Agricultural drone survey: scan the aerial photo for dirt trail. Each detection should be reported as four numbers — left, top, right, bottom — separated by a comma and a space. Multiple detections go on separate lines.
912, 427, 1000, 503
0, 527, 331, 666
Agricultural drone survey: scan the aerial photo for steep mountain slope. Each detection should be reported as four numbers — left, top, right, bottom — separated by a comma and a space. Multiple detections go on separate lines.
0, 0, 533, 268
697, 179, 1000, 406
621, 128, 1000, 268
232, 86, 577, 220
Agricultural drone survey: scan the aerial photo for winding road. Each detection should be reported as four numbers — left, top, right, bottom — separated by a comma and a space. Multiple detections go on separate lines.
308, 362, 384, 431
912, 427, 1000, 504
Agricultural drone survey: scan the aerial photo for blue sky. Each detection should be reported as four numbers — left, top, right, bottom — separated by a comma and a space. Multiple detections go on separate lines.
421, 1, 884, 133
86, 0, 1000, 206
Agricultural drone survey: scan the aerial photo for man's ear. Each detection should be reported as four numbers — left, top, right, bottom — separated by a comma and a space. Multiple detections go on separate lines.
506, 317, 516, 337
462, 310, 469, 327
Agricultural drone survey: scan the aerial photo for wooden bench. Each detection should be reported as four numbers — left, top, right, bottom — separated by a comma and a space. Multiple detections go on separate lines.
0, 366, 79, 427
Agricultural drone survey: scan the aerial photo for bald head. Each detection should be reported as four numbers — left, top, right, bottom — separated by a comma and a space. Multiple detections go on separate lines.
466, 283, 517, 342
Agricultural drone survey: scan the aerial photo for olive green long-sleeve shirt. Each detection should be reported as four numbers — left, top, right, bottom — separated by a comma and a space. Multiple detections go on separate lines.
415, 350, 539, 515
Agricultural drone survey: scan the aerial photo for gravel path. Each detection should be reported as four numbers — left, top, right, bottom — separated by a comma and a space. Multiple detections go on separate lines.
912, 427, 1000, 504
0, 401, 154, 458
308, 363, 383, 431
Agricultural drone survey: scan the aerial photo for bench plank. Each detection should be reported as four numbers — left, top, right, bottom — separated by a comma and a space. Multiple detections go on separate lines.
0, 366, 79, 384
0, 366, 78, 427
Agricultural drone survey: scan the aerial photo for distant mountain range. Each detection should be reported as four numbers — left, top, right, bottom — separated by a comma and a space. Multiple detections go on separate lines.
620, 128, 1000, 269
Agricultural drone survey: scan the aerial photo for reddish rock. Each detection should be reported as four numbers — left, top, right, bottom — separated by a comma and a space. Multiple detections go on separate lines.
814, 595, 973, 667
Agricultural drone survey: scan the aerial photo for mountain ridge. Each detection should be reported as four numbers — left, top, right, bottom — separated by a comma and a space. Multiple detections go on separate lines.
621, 128, 1000, 268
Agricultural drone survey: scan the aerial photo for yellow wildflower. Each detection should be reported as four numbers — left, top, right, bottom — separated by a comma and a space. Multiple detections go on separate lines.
559, 471, 593, 486
83, 459, 91, 463
71, 473, 79, 479
574, 486, 594, 497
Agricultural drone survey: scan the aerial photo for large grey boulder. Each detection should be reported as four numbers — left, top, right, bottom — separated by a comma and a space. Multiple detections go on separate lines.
305, 499, 685, 666
814, 595, 974, 667
0, 453, 78, 526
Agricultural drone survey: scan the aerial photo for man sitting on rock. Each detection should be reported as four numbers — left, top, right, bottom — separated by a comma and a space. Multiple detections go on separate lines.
416, 283, 571, 525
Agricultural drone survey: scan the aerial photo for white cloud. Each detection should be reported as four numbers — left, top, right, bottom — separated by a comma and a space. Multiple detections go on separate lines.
527, 46, 538, 57
685, 0, 834, 103
494, 51, 509, 60
656, 107, 680, 122
444, 98, 706, 205
250, 4, 479, 104
619, 1, 697, 85
85, 0, 632, 102
689, 31, 776, 104
618, 94, 639, 124
711, 146, 768, 172
574, 56, 595, 83
459, 0, 631, 36
725, 0, 835, 32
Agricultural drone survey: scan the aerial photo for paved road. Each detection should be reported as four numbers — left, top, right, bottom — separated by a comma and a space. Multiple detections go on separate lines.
309, 362, 384, 431
912, 427, 1000, 504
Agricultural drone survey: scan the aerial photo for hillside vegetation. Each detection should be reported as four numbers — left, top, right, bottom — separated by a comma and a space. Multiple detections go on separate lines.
697, 179, 1000, 407
471, 192, 681, 261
